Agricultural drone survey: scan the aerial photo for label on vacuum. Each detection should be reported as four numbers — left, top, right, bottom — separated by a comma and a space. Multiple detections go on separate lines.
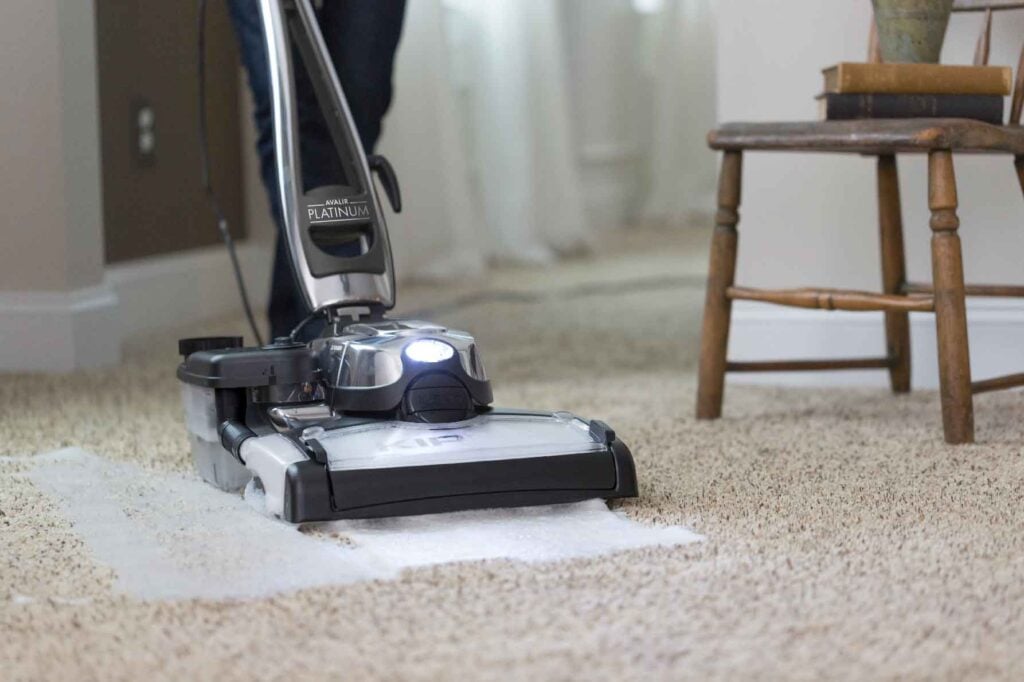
306, 197, 370, 224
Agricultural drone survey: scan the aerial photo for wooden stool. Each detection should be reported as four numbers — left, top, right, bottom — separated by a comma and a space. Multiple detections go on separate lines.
696, 2, 1024, 444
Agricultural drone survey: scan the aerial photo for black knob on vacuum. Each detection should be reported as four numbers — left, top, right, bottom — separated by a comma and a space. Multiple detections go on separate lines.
401, 373, 475, 423
178, 336, 244, 358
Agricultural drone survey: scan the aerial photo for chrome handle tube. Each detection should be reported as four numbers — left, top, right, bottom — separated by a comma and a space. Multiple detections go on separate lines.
258, 0, 396, 315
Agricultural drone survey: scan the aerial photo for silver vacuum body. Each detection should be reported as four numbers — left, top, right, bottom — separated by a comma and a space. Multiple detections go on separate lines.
177, 0, 637, 521
179, 319, 637, 521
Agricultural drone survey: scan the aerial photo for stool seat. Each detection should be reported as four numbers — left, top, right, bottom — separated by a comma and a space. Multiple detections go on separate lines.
708, 119, 1024, 154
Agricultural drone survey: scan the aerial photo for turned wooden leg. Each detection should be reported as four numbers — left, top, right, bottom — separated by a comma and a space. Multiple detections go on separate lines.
927, 150, 974, 444
877, 155, 911, 393
1014, 155, 1024, 197
697, 151, 742, 419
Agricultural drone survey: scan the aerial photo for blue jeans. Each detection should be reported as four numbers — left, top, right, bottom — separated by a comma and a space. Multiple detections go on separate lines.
228, 0, 406, 340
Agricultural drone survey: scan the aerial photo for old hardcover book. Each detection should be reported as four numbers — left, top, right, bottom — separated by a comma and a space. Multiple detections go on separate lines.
822, 62, 1012, 95
817, 93, 1004, 124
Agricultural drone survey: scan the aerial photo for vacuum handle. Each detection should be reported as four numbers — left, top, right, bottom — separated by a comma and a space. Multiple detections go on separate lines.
261, 0, 396, 313
368, 154, 402, 213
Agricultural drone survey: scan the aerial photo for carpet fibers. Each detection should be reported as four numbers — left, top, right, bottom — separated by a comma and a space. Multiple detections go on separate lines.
2, 227, 1023, 681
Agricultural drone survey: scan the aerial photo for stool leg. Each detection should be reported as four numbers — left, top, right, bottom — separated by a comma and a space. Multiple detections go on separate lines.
697, 151, 742, 419
877, 155, 911, 393
927, 150, 974, 444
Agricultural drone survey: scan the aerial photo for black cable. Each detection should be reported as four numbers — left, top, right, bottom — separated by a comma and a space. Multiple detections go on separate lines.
288, 310, 325, 343
198, 0, 265, 347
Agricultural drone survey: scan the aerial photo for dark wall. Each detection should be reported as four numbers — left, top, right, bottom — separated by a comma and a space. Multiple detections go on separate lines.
96, 0, 245, 263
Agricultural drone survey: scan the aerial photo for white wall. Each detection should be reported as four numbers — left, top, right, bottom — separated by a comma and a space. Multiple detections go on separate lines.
0, 0, 119, 371
0, 0, 111, 293
716, 0, 1024, 387
0, 0, 274, 370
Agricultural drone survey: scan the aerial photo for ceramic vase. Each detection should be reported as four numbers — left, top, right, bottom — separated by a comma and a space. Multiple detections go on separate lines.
871, 0, 954, 63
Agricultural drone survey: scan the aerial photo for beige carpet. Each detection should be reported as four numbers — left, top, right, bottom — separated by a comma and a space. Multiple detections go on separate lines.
2, 227, 1024, 681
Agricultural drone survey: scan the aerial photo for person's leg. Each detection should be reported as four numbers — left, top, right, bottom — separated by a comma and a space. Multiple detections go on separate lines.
294, 0, 406, 193
226, 1, 275, 215
318, 0, 407, 154
228, 0, 309, 341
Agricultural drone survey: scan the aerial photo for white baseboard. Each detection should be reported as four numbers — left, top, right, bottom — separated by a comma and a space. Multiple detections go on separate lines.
107, 241, 273, 341
0, 242, 275, 372
0, 283, 120, 372
728, 298, 1024, 389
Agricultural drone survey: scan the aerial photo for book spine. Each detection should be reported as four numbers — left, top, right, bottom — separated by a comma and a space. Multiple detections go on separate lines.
822, 94, 1004, 124
832, 64, 1011, 95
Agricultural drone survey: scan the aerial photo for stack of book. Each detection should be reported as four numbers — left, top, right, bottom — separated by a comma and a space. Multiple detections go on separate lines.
817, 62, 1013, 124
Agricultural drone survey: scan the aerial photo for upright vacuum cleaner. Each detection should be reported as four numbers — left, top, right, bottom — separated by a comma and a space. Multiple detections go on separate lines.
177, 0, 638, 522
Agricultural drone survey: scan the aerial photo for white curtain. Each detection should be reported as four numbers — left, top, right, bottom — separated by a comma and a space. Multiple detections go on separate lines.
640, 0, 718, 226
373, 0, 486, 281
377, 0, 717, 281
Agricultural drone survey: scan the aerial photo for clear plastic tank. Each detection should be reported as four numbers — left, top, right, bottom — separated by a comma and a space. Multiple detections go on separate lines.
180, 383, 252, 491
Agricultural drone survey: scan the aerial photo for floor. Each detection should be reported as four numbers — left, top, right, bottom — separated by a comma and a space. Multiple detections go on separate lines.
2, 226, 1024, 681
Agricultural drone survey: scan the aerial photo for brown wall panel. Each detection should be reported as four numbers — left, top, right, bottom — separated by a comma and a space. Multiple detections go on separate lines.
97, 0, 244, 263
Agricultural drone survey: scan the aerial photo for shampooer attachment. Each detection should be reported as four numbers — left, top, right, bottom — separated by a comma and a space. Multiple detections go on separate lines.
177, 0, 637, 522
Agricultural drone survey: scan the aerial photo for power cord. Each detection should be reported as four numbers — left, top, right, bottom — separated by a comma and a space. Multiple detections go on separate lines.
198, 0, 265, 347
287, 310, 326, 343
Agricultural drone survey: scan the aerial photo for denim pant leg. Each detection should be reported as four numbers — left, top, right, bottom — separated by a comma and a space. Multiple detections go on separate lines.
227, 0, 406, 341
319, 0, 407, 153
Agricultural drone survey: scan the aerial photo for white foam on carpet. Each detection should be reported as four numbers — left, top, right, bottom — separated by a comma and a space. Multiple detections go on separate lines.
22, 448, 702, 601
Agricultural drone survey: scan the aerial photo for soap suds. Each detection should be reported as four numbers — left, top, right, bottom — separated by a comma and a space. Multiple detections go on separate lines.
25, 448, 702, 601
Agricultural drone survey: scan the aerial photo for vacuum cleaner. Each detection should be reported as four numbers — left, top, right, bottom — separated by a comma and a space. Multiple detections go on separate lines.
177, 0, 637, 522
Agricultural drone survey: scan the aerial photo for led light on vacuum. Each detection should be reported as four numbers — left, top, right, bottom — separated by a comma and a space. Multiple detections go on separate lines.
405, 339, 454, 363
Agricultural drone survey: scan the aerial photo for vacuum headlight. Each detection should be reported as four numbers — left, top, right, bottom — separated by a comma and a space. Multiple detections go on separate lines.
404, 339, 455, 363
